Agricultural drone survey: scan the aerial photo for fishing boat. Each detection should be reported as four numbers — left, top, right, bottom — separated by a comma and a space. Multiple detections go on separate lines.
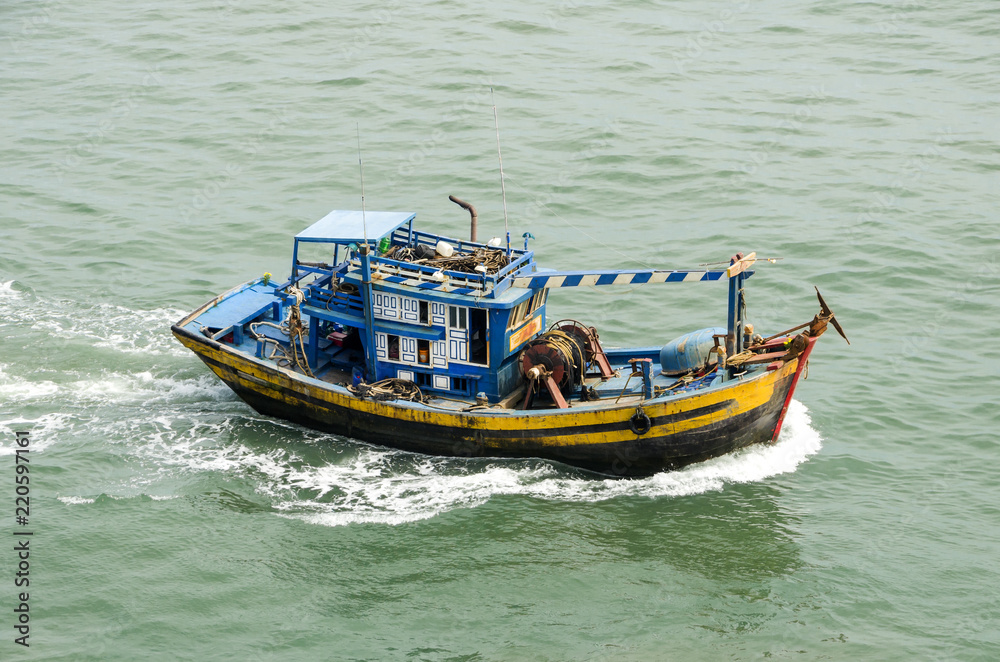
171, 201, 847, 477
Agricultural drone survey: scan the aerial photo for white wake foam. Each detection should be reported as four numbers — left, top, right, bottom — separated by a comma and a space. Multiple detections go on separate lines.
0, 280, 19, 298
57, 494, 180, 505
0, 283, 188, 358
0, 413, 72, 455
58, 496, 96, 505
68, 371, 232, 404
0, 364, 233, 407
140, 399, 821, 526
33, 303, 189, 357
0, 365, 60, 401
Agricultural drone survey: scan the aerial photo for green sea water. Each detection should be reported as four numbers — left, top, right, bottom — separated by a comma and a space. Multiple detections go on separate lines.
2, 1, 999, 659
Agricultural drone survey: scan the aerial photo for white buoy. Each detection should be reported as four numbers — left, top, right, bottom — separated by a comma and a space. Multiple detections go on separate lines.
435, 240, 454, 257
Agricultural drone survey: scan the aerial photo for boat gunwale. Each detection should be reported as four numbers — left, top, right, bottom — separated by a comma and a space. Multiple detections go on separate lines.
175, 277, 271, 329
170, 317, 794, 422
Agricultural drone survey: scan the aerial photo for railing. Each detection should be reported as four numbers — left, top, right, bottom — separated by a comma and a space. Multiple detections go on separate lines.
366, 257, 489, 292
304, 285, 365, 317
344, 233, 534, 296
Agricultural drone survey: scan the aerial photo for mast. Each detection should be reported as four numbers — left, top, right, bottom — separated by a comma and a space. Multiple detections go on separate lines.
491, 88, 510, 255
356, 124, 377, 380
357, 124, 369, 246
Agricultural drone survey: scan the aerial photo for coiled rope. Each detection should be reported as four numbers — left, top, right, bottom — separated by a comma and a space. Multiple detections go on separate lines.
537, 329, 586, 388
247, 287, 314, 378
384, 245, 510, 275
348, 378, 427, 403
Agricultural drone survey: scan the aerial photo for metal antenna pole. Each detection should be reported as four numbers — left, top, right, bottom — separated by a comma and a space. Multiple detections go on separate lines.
491, 88, 510, 254
357, 123, 368, 246
356, 124, 377, 381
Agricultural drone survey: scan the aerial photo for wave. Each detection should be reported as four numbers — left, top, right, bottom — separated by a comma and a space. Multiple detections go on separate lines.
0, 280, 187, 358
0, 413, 72, 455
68, 371, 233, 404
57, 494, 181, 505
0, 280, 19, 298
289, 400, 820, 526
133, 399, 821, 526
0, 364, 233, 407
0, 365, 60, 401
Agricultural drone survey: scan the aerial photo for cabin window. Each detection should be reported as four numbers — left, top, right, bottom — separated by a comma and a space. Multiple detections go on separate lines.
417, 339, 430, 365
449, 306, 467, 330
507, 290, 546, 330
531, 289, 547, 312
387, 334, 400, 360
419, 300, 429, 324
507, 301, 528, 329
469, 308, 488, 365
451, 377, 468, 392
414, 372, 432, 387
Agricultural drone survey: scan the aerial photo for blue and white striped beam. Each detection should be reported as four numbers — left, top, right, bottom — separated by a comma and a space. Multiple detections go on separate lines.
511, 269, 744, 290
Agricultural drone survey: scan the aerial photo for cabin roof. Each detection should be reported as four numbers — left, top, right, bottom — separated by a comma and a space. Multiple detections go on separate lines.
296, 210, 415, 244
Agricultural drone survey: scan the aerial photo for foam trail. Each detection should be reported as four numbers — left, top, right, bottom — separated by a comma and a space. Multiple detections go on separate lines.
0, 413, 72, 455
57, 494, 181, 505
0, 281, 188, 357
67, 371, 233, 404
0, 364, 60, 401
0, 363, 233, 407
58, 496, 96, 505
150, 399, 822, 527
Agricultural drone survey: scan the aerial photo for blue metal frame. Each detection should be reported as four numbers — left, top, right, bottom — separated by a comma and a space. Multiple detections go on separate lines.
274, 209, 760, 398
358, 246, 378, 380
726, 268, 747, 357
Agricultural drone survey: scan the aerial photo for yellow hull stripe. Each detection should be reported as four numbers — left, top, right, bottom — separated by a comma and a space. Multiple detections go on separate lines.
175, 331, 796, 448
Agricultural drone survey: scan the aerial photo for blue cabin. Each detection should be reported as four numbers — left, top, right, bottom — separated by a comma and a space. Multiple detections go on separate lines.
279, 209, 546, 401
181, 207, 767, 412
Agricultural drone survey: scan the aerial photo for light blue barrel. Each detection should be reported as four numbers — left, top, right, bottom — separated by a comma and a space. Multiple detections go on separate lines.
659, 327, 726, 376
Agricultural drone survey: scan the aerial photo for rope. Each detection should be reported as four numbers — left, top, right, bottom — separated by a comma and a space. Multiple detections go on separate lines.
247, 288, 314, 378
538, 330, 586, 387
724, 349, 756, 367
384, 245, 510, 275
284, 287, 315, 378
348, 378, 427, 403
248, 322, 295, 365
652, 363, 720, 397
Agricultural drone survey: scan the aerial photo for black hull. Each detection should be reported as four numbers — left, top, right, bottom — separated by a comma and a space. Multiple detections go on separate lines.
178, 326, 798, 477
